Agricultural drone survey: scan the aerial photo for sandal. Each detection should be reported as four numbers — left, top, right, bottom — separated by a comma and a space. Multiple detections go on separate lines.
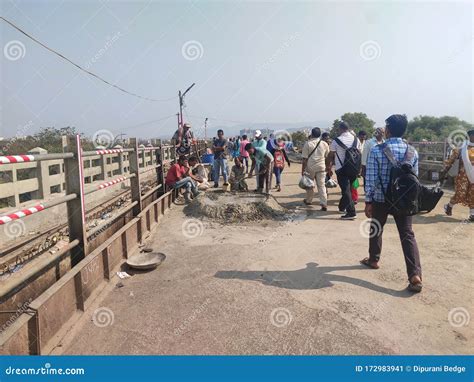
360, 257, 379, 269
303, 200, 312, 205
444, 204, 453, 216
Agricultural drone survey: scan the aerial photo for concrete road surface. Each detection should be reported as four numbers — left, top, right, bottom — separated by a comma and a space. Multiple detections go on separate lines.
59, 166, 473, 355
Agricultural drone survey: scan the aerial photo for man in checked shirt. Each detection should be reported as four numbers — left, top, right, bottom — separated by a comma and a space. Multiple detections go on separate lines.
361, 114, 423, 293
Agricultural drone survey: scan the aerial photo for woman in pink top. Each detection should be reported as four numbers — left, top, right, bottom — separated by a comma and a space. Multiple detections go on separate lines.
239, 134, 250, 173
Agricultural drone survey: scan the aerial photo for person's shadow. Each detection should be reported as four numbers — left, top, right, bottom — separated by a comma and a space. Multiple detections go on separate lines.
215, 262, 412, 297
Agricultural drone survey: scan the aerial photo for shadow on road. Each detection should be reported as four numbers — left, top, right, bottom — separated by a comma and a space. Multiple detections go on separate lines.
215, 262, 413, 297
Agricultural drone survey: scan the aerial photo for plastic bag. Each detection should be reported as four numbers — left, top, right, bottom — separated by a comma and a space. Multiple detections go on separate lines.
299, 173, 315, 190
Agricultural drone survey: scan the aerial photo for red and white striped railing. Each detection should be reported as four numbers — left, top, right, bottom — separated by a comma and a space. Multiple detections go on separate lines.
0, 204, 45, 225
98, 176, 127, 189
0, 155, 35, 164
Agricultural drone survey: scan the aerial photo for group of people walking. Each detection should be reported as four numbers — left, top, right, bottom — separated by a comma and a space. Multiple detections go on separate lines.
167, 115, 474, 293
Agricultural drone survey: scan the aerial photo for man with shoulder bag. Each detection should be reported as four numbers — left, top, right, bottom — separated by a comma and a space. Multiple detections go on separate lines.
362, 114, 423, 293
301, 127, 330, 210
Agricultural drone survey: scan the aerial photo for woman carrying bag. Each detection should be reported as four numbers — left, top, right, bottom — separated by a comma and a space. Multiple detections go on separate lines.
441, 129, 474, 222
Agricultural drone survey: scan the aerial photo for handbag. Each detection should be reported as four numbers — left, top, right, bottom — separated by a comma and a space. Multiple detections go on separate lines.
298, 139, 322, 190
418, 184, 444, 213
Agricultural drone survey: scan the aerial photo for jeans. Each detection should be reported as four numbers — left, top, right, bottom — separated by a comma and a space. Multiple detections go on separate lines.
213, 158, 228, 186
174, 177, 198, 196
369, 201, 422, 280
273, 166, 283, 185
336, 170, 356, 215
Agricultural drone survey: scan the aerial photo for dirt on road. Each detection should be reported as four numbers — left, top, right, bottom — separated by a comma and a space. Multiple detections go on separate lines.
59, 166, 473, 355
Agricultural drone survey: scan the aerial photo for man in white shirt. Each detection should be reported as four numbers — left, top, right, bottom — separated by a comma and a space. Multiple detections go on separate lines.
327, 122, 362, 220
361, 127, 385, 182
301, 127, 330, 210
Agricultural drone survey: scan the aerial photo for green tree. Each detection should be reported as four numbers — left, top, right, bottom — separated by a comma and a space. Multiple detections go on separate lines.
406, 115, 473, 141
0, 127, 94, 155
329, 112, 375, 138
291, 130, 308, 149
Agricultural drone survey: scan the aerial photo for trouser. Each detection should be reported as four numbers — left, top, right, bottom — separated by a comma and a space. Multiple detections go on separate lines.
258, 162, 273, 193
274, 166, 284, 185
305, 168, 327, 206
213, 158, 228, 185
369, 201, 422, 280
336, 170, 356, 215
174, 177, 198, 196
241, 156, 249, 173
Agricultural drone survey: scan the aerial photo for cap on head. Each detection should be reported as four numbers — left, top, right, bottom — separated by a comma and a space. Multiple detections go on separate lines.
183, 123, 191, 129
254, 130, 262, 138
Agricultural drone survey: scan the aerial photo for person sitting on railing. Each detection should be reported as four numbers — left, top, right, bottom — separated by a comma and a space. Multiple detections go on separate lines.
188, 156, 210, 191
165, 155, 200, 202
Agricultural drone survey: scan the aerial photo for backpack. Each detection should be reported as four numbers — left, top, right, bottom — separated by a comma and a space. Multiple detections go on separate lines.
274, 150, 285, 169
334, 137, 362, 178
379, 144, 421, 216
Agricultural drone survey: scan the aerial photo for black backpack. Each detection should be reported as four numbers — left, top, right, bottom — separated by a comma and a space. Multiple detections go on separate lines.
334, 137, 362, 178
378, 145, 421, 216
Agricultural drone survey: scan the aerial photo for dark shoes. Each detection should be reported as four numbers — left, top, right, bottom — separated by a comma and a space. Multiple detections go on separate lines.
340, 213, 356, 220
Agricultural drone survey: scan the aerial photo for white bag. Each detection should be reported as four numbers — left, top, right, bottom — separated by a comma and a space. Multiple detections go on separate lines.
299, 173, 315, 190
447, 159, 460, 177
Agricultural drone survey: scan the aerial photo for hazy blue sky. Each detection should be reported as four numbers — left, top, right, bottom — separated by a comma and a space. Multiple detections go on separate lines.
1, 0, 472, 139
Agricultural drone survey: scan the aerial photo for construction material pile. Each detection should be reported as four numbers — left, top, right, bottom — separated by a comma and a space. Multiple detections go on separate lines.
184, 191, 287, 223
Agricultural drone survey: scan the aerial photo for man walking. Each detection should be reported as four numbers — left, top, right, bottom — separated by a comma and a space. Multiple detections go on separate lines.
361, 127, 385, 183
362, 114, 422, 293
301, 127, 330, 210
327, 122, 362, 220
212, 129, 229, 188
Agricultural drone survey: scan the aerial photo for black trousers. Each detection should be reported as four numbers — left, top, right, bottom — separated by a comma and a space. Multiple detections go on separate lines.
336, 170, 356, 215
369, 201, 422, 280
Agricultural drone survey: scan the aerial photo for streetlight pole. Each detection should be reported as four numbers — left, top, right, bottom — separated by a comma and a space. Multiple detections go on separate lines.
204, 117, 208, 141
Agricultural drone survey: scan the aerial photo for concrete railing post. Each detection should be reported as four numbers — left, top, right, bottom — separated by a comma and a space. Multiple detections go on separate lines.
128, 138, 142, 217
63, 135, 87, 267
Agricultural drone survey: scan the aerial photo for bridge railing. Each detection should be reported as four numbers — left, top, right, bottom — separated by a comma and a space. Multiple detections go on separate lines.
0, 137, 207, 355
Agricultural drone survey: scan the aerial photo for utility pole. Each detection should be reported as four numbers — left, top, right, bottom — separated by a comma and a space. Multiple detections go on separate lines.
178, 83, 195, 127
204, 117, 208, 141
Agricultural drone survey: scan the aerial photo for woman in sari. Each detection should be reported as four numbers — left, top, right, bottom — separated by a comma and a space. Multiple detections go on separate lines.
442, 129, 474, 221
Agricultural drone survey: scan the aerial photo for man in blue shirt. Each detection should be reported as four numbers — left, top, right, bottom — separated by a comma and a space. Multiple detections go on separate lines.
212, 129, 229, 188
362, 114, 422, 293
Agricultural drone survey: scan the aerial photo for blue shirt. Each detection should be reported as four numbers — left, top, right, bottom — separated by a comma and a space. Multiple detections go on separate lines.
213, 138, 227, 159
365, 138, 419, 203
254, 146, 273, 166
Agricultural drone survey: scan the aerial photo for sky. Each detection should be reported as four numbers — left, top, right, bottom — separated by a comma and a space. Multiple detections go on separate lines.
0, 0, 473, 140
